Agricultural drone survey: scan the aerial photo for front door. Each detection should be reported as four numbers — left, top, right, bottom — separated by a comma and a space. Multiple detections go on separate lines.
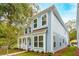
27, 37, 31, 50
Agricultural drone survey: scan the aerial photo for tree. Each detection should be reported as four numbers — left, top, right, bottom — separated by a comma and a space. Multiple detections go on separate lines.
0, 3, 39, 49
69, 29, 77, 41
0, 21, 20, 48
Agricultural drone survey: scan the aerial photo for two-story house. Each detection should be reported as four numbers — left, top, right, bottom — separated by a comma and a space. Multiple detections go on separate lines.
17, 5, 69, 53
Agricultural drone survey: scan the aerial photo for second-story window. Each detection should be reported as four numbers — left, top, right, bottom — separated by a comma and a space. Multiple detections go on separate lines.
34, 19, 37, 28
42, 14, 47, 26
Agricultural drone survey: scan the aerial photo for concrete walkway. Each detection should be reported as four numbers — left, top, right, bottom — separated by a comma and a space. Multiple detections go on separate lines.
2, 51, 26, 56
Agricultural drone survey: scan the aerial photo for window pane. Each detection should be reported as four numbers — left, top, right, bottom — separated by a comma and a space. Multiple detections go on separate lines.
63, 39, 64, 43
60, 42, 61, 46
34, 23, 37, 28
24, 39, 26, 45
54, 42, 56, 47
34, 42, 38, 47
34, 36, 37, 41
34, 19, 37, 23
23, 38, 25, 43
39, 42, 43, 47
25, 28, 27, 34
29, 27, 31, 33
19, 39, 21, 44
34, 19, 37, 28
39, 36, 43, 41
42, 15, 46, 25
42, 21, 46, 25
42, 15, 46, 21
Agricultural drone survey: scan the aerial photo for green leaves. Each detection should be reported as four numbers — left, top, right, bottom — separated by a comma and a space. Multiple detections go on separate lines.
0, 3, 33, 25
0, 3, 39, 48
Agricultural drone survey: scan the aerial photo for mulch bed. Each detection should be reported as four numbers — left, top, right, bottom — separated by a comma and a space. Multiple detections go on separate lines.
53, 47, 68, 56
74, 48, 79, 56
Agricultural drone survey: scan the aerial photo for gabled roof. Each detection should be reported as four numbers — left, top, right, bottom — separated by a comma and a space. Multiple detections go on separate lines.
26, 5, 68, 32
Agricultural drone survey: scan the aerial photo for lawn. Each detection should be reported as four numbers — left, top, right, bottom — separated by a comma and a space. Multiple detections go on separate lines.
0, 48, 23, 55
54, 46, 77, 56
16, 46, 78, 56
16, 51, 52, 56
61, 46, 77, 56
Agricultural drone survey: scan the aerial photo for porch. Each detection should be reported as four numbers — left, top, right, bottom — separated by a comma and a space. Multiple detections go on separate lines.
17, 28, 47, 52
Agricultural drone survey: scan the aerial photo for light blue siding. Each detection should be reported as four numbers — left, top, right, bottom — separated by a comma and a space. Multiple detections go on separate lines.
46, 11, 52, 52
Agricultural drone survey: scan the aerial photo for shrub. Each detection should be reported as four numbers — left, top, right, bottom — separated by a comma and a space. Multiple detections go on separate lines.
36, 51, 39, 53
41, 51, 44, 54
47, 52, 52, 56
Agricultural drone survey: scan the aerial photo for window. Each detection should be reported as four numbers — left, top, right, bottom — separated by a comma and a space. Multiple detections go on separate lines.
34, 19, 37, 28
63, 39, 64, 43
19, 39, 21, 44
60, 42, 61, 46
29, 27, 31, 33
53, 35, 56, 47
25, 28, 27, 34
23, 38, 26, 45
23, 38, 25, 43
19, 39, 21, 48
34, 36, 38, 47
54, 42, 56, 47
28, 37, 31, 46
42, 14, 47, 26
24, 38, 26, 45
34, 35, 43, 48
39, 36, 43, 47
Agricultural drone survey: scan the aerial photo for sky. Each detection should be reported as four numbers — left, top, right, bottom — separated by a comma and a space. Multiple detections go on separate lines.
38, 3, 77, 23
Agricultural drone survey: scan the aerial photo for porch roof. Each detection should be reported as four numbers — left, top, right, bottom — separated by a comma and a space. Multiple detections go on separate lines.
18, 27, 47, 39
32, 27, 47, 33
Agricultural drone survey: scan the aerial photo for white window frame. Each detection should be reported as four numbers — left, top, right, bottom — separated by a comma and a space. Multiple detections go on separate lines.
34, 34, 44, 48
41, 13, 48, 27
34, 36, 38, 48
25, 28, 27, 34
39, 35, 43, 48
33, 18, 38, 29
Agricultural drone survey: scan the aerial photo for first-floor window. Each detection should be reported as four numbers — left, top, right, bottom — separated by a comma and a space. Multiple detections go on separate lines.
34, 36, 38, 47
53, 35, 56, 47
54, 42, 56, 47
23, 38, 26, 45
39, 36, 43, 47
34, 35, 43, 48
25, 28, 27, 34
60, 42, 61, 46
23, 38, 25, 43
24, 38, 26, 45
63, 39, 64, 43
19, 39, 21, 48
28, 37, 31, 46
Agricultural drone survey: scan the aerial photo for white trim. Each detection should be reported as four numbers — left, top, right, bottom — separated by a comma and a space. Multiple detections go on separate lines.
43, 33, 46, 53
41, 13, 48, 27
33, 18, 38, 30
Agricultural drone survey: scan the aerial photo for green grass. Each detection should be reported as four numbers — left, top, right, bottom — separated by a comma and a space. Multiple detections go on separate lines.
61, 46, 77, 56
0, 48, 23, 55
16, 46, 77, 56
16, 52, 49, 56
0, 46, 77, 56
